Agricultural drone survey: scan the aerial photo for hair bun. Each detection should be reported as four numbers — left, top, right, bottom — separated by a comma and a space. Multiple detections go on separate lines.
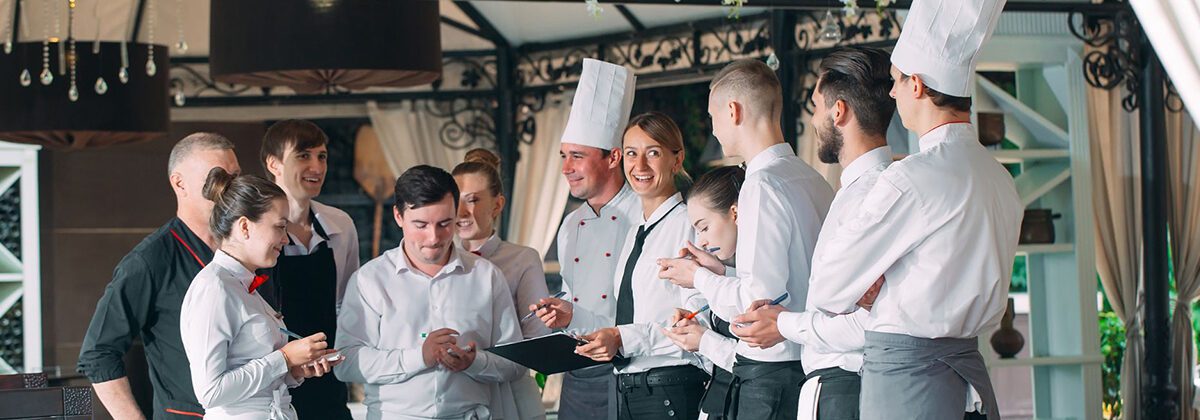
463, 148, 501, 170
202, 167, 236, 203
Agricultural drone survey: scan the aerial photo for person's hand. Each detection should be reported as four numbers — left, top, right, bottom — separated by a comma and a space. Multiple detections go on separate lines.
575, 328, 623, 361
668, 308, 695, 327
662, 322, 707, 352
529, 297, 573, 329
857, 276, 885, 311
280, 332, 329, 368
421, 328, 459, 368
439, 342, 477, 372
730, 304, 786, 349
681, 241, 725, 274
290, 352, 343, 379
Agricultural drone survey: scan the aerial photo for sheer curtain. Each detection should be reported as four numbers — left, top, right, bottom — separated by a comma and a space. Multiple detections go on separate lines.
507, 94, 572, 256
366, 100, 470, 175
1086, 71, 1144, 419
1165, 108, 1200, 417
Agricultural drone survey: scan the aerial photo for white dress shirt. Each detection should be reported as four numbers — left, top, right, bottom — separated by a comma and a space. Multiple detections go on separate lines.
470, 234, 549, 420
282, 200, 360, 307
777, 146, 892, 374
808, 123, 1023, 339
571, 193, 708, 374
692, 143, 834, 362
334, 245, 527, 420
697, 318, 738, 372
557, 184, 642, 329
180, 250, 301, 420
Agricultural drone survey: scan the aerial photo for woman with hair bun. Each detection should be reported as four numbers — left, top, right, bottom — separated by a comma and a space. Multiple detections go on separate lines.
452, 148, 549, 420
180, 168, 341, 420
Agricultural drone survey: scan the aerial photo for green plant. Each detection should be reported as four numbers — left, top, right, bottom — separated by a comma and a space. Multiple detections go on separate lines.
1099, 310, 1125, 419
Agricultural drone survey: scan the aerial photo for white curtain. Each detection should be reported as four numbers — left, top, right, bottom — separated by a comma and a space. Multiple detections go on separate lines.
507, 94, 572, 257
1165, 108, 1200, 418
366, 100, 470, 175
1130, 0, 1200, 122
1086, 72, 1144, 420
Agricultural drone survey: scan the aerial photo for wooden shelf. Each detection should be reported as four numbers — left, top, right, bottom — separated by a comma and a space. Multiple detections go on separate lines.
976, 76, 1069, 148
1016, 243, 1073, 255
1013, 162, 1071, 206
986, 354, 1104, 368
990, 149, 1070, 164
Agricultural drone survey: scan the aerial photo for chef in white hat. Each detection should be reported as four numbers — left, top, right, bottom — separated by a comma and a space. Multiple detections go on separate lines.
802, 0, 1022, 419
530, 58, 641, 420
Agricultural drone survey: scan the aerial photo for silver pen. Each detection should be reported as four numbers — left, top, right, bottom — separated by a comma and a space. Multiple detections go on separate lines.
521, 291, 568, 321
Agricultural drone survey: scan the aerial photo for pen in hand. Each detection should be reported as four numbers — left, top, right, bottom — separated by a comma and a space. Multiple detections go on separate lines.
522, 291, 568, 321
671, 304, 711, 327
734, 292, 790, 328
280, 327, 343, 362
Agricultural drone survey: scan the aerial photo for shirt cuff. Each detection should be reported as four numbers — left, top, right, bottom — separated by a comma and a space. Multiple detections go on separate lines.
615, 325, 643, 357
698, 329, 724, 354
77, 360, 127, 384
777, 311, 813, 346
266, 350, 291, 381
401, 348, 428, 374
693, 268, 717, 293
464, 351, 489, 376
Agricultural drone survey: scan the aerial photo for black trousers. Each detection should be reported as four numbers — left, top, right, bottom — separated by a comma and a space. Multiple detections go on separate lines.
615, 365, 710, 420
729, 356, 805, 420
808, 367, 861, 420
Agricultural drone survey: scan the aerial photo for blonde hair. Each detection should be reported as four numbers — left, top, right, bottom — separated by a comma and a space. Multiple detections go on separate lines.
709, 59, 783, 121
452, 148, 503, 197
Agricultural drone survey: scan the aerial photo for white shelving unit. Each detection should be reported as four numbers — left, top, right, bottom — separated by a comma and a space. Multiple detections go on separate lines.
969, 13, 1102, 419
0, 141, 41, 374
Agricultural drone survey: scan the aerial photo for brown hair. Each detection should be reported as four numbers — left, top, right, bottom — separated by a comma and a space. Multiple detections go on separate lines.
685, 165, 744, 215
816, 47, 896, 137
626, 112, 692, 188
709, 59, 783, 120
203, 168, 287, 241
899, 73, 973, 113
260, 120, 329, 181
451, 148, 504, 198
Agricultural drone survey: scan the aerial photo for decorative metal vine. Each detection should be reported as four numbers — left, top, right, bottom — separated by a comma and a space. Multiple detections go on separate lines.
1069, 6, 1143, 111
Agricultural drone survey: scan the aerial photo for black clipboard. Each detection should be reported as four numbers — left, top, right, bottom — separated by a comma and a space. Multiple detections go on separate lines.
485, 332, 614, 374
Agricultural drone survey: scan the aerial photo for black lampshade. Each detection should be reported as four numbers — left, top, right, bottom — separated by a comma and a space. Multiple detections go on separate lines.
209, 0, 443, 93
0, 42, 169, 149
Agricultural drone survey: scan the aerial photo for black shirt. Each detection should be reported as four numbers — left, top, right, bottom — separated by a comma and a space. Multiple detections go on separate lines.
77, 218, 213, 419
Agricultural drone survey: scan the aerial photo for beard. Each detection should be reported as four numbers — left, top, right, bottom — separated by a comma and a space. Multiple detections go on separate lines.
816, 115, 843, 164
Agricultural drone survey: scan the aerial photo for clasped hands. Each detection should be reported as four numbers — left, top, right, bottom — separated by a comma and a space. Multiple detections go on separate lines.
280, 332, 343, 380
421, 328, 478, 372
730, 276, 886, 349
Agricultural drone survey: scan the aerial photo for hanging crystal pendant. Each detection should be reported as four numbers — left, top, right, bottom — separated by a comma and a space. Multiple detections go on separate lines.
175, 40, 188, 53
173, 90, 185, 106
118, 67, 129, 84
39, 67, 53, 85
68, 84, 79, 102
18, 69, 31, 87
94, 76, 108, 94
3, 42, 10, 54
819, 11, 843, 43
146, 59, 157, 76
766, 53, 780, 71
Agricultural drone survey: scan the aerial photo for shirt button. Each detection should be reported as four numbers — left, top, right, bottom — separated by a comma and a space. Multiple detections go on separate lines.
573, 297, 579, 302
667, 409, 675, 416
574, 257, 580, 263
580, 221, 586, 226
601, 294, 607, 299
664, 400, 671, 406
611, 216, 617, 221
605, 252, 611, 257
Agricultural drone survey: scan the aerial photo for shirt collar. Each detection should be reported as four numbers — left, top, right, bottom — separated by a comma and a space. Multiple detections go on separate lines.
839, 146, 893, 187
310, 201, 342, 237
642, 192, 684, 226
473, 232, 503, 257
919, 122, 974, 152
393, 241, 466, 278
745, 143, 794, 176
211, 250, 255, 289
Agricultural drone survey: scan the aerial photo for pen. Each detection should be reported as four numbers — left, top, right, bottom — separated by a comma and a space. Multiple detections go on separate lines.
280, 327, 342, 362
673, 304, 710, 327
521, 291, 568, 321
734, 292, 790, 328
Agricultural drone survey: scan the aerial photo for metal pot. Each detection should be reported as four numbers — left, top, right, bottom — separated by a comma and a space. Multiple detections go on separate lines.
977, 112, 1006, 146
1019, 209, 1061, 244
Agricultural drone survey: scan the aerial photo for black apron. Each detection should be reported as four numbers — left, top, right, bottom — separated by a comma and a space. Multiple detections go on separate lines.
700, 313, 737, 419
260, 217, 351, 420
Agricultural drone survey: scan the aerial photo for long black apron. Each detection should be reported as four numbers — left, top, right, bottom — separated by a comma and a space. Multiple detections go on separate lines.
699, 312, 737, 419
260, 218, 352, 420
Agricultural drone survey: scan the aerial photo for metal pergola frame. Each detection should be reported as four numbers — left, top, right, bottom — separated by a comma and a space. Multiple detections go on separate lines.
149, 2, 1173, 416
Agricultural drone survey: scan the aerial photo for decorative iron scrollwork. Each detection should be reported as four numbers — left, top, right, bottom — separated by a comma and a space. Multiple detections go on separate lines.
1069, 4, 1142, 111
412, 98, 497, 151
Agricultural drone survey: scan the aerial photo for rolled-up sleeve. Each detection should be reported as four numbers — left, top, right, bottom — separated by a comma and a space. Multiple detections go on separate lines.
77, 254, 154, 383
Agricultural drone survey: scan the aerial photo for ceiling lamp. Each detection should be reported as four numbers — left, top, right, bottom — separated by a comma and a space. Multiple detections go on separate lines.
0, 41, 170, 149
209, 0, 443, 93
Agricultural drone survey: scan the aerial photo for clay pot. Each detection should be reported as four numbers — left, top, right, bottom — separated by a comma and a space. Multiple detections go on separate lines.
990, 297, 1025, 359
977, 112, 1005, 146
1019, 209, 1060, 244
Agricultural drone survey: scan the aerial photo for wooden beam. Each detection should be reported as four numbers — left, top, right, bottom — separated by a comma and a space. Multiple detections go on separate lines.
615, 5, 646, 32
453, 1, 509, 48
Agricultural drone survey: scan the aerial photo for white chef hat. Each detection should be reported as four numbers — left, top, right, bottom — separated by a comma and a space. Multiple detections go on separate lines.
891, 0, 1007, 97
561, 59, 637, 151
